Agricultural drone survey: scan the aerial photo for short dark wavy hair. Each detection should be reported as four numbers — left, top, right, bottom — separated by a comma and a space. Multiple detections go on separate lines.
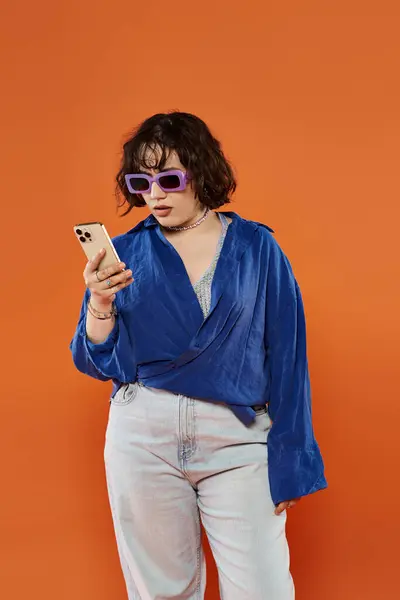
115, 111, 237, 216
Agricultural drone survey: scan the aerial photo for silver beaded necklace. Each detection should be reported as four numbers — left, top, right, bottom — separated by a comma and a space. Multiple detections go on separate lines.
162, 207, 210, 231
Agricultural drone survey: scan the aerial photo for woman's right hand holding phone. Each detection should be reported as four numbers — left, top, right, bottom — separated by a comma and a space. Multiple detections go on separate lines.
84, 248, 134, 310
83, 249, 134, 344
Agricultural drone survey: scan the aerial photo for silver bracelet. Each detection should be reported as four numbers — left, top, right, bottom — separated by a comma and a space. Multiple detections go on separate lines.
88, 300, 117, 320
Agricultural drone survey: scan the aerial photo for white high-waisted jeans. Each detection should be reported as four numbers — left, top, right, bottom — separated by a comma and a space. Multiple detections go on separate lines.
104, 382, 295, 600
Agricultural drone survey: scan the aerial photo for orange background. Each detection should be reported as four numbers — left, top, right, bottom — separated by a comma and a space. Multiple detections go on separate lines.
1, 1, 399, 599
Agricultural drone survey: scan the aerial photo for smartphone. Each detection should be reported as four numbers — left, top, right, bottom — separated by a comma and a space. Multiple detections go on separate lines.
73, 221, 121, 271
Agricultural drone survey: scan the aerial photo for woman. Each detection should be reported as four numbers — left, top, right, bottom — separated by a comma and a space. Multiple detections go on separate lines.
70, 111, 327, 600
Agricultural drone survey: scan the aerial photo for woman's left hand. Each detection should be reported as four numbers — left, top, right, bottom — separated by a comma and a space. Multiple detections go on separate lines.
274, 498, 301, 515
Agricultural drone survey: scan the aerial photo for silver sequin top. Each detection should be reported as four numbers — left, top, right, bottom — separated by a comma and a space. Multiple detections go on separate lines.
192, 212, 230, 318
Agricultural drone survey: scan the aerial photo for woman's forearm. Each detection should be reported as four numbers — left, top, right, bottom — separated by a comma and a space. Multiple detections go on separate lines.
86, 298, 116, 344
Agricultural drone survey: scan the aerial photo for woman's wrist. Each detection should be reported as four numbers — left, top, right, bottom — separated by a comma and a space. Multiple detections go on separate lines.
89, 296, 114, 312
88, 297, 117, 319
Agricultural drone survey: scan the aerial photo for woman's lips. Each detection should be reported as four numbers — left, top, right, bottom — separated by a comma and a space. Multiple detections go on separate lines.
154, 207, 172, 217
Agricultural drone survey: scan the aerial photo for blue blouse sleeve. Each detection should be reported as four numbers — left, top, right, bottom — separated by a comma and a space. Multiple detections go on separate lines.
266, 247, 328, 504
69, 289, 137, 383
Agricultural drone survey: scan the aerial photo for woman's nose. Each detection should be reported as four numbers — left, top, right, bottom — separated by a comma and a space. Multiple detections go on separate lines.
150, 181, 167, 199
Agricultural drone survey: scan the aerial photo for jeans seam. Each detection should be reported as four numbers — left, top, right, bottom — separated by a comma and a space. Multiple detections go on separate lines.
187, 397, 197, 459
195, 513, 202, 599
179, 396, 197, 467
179, 396, 198, 488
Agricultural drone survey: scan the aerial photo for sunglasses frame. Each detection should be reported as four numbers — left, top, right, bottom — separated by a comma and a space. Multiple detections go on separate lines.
124, 169, 191, 195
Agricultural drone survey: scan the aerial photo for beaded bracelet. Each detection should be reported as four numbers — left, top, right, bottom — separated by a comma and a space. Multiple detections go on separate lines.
88, 300, 117, 320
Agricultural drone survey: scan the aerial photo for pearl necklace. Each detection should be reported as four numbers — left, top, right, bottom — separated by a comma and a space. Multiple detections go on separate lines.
162, 207, 210, 231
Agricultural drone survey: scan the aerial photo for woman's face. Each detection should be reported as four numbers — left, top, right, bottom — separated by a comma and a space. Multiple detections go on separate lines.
139, 147, 204, 227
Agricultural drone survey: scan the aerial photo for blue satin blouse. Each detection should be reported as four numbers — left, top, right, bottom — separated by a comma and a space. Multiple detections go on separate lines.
70, 211, 328, 505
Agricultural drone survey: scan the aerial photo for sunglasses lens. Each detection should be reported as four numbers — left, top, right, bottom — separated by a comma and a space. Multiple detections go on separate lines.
129, 177, 149, 192
159, 174, 181, 190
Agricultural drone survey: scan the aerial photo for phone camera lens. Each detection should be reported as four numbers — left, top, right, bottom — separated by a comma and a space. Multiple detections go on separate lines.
76, 228, 82, 235
84, 232, 91, 238
79, 236, 86, 242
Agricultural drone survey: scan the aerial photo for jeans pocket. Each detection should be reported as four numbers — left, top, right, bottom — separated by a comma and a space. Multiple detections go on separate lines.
251, 405, 272, 434
110, 382, 138, 406
252, 405, 268, 416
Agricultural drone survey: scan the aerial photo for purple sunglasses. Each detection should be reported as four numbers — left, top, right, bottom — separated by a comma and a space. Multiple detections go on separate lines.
124, 169, 191, 194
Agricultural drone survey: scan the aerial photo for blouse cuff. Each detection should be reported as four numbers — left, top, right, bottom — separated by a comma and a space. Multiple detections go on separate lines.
268, 440, 328, 505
